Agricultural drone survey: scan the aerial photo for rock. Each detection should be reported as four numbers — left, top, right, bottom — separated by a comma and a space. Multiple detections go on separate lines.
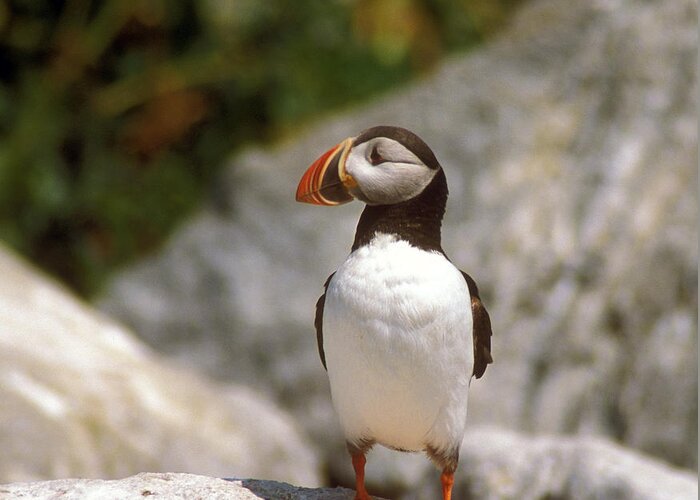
99, 0, 698, 493
0, 472, 369, 500
0, 434, 694, 500
0, 246, 320, 485
406, 428, 698, 500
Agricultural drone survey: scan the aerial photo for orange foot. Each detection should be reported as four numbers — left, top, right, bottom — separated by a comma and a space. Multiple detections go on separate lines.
352, 452, 371, 500
440, 468, 455, 500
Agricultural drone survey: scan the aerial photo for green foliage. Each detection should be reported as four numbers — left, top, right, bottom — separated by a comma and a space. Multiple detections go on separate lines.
0, 0, 521, 296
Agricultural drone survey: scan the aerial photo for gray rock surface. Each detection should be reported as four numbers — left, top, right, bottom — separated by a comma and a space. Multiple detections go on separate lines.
408, 428, 698, 500
0, 432, 695, 500
0, 246, 320, 486
99, 0, 698, 492
0, 472, 366, 500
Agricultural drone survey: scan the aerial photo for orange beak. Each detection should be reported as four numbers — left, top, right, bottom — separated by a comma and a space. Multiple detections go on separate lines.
296, 138, 357, 205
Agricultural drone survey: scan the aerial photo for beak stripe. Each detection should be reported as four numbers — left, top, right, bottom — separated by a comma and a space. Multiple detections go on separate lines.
296, 138, 354, 205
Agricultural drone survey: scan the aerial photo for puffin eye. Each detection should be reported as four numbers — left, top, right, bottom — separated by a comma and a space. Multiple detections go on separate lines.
369, 145, 385, 166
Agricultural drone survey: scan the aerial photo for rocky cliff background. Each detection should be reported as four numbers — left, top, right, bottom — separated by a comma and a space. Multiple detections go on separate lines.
0, 0, 696, 498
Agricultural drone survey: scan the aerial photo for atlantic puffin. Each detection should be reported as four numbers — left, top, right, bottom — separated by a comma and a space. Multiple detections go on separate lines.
295, 126, 492, 500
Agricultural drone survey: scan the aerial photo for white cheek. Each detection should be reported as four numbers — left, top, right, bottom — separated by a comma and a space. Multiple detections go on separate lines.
364, 164, 435, 204
346, 152, 436, 204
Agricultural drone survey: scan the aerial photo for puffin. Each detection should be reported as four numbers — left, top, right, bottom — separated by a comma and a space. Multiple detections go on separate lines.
295, 125, 492, 500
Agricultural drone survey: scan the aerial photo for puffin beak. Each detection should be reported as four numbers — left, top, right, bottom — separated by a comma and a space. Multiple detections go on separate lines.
296, 137, 357, 205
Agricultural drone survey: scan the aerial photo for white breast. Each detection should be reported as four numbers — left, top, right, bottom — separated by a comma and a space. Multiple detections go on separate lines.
323, 233, 474, 453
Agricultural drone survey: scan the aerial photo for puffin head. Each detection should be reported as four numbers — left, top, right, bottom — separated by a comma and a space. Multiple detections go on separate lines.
296, 126, 441, 206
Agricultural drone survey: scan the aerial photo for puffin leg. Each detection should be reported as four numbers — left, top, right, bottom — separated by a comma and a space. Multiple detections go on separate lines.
351, 452, 370, 500
347, 440, 373, 500
440, 468, 455, 500
426, 445, 459, 500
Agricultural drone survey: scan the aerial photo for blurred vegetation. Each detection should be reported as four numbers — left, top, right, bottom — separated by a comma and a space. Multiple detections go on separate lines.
0, 0, 522, 296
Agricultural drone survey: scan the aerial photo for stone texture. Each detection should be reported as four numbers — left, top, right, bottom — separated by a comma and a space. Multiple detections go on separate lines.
0, 432, 695, 500
407, 428, 698, 500
99, 0, 698, 493
0, 473, 367, 500
0, 246, 320, 486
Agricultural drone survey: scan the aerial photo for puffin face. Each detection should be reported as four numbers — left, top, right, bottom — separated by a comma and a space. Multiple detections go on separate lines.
296, 126, 440, 206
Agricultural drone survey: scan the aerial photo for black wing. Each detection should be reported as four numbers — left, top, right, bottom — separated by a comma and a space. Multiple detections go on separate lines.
314, 273, 335, 370
461, 271, 493, 379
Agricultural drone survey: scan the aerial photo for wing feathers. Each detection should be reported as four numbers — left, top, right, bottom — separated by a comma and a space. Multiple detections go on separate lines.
314, 273, 335, 370
461, 271, 493, 379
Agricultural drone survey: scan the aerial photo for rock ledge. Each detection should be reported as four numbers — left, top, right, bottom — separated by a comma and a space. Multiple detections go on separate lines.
0, 472, 375, 500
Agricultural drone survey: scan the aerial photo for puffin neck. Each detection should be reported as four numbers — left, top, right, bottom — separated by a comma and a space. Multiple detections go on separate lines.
351, 169, 448, 253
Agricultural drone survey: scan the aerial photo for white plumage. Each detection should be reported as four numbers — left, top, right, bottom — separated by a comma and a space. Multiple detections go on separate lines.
323, 233, 474, 454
